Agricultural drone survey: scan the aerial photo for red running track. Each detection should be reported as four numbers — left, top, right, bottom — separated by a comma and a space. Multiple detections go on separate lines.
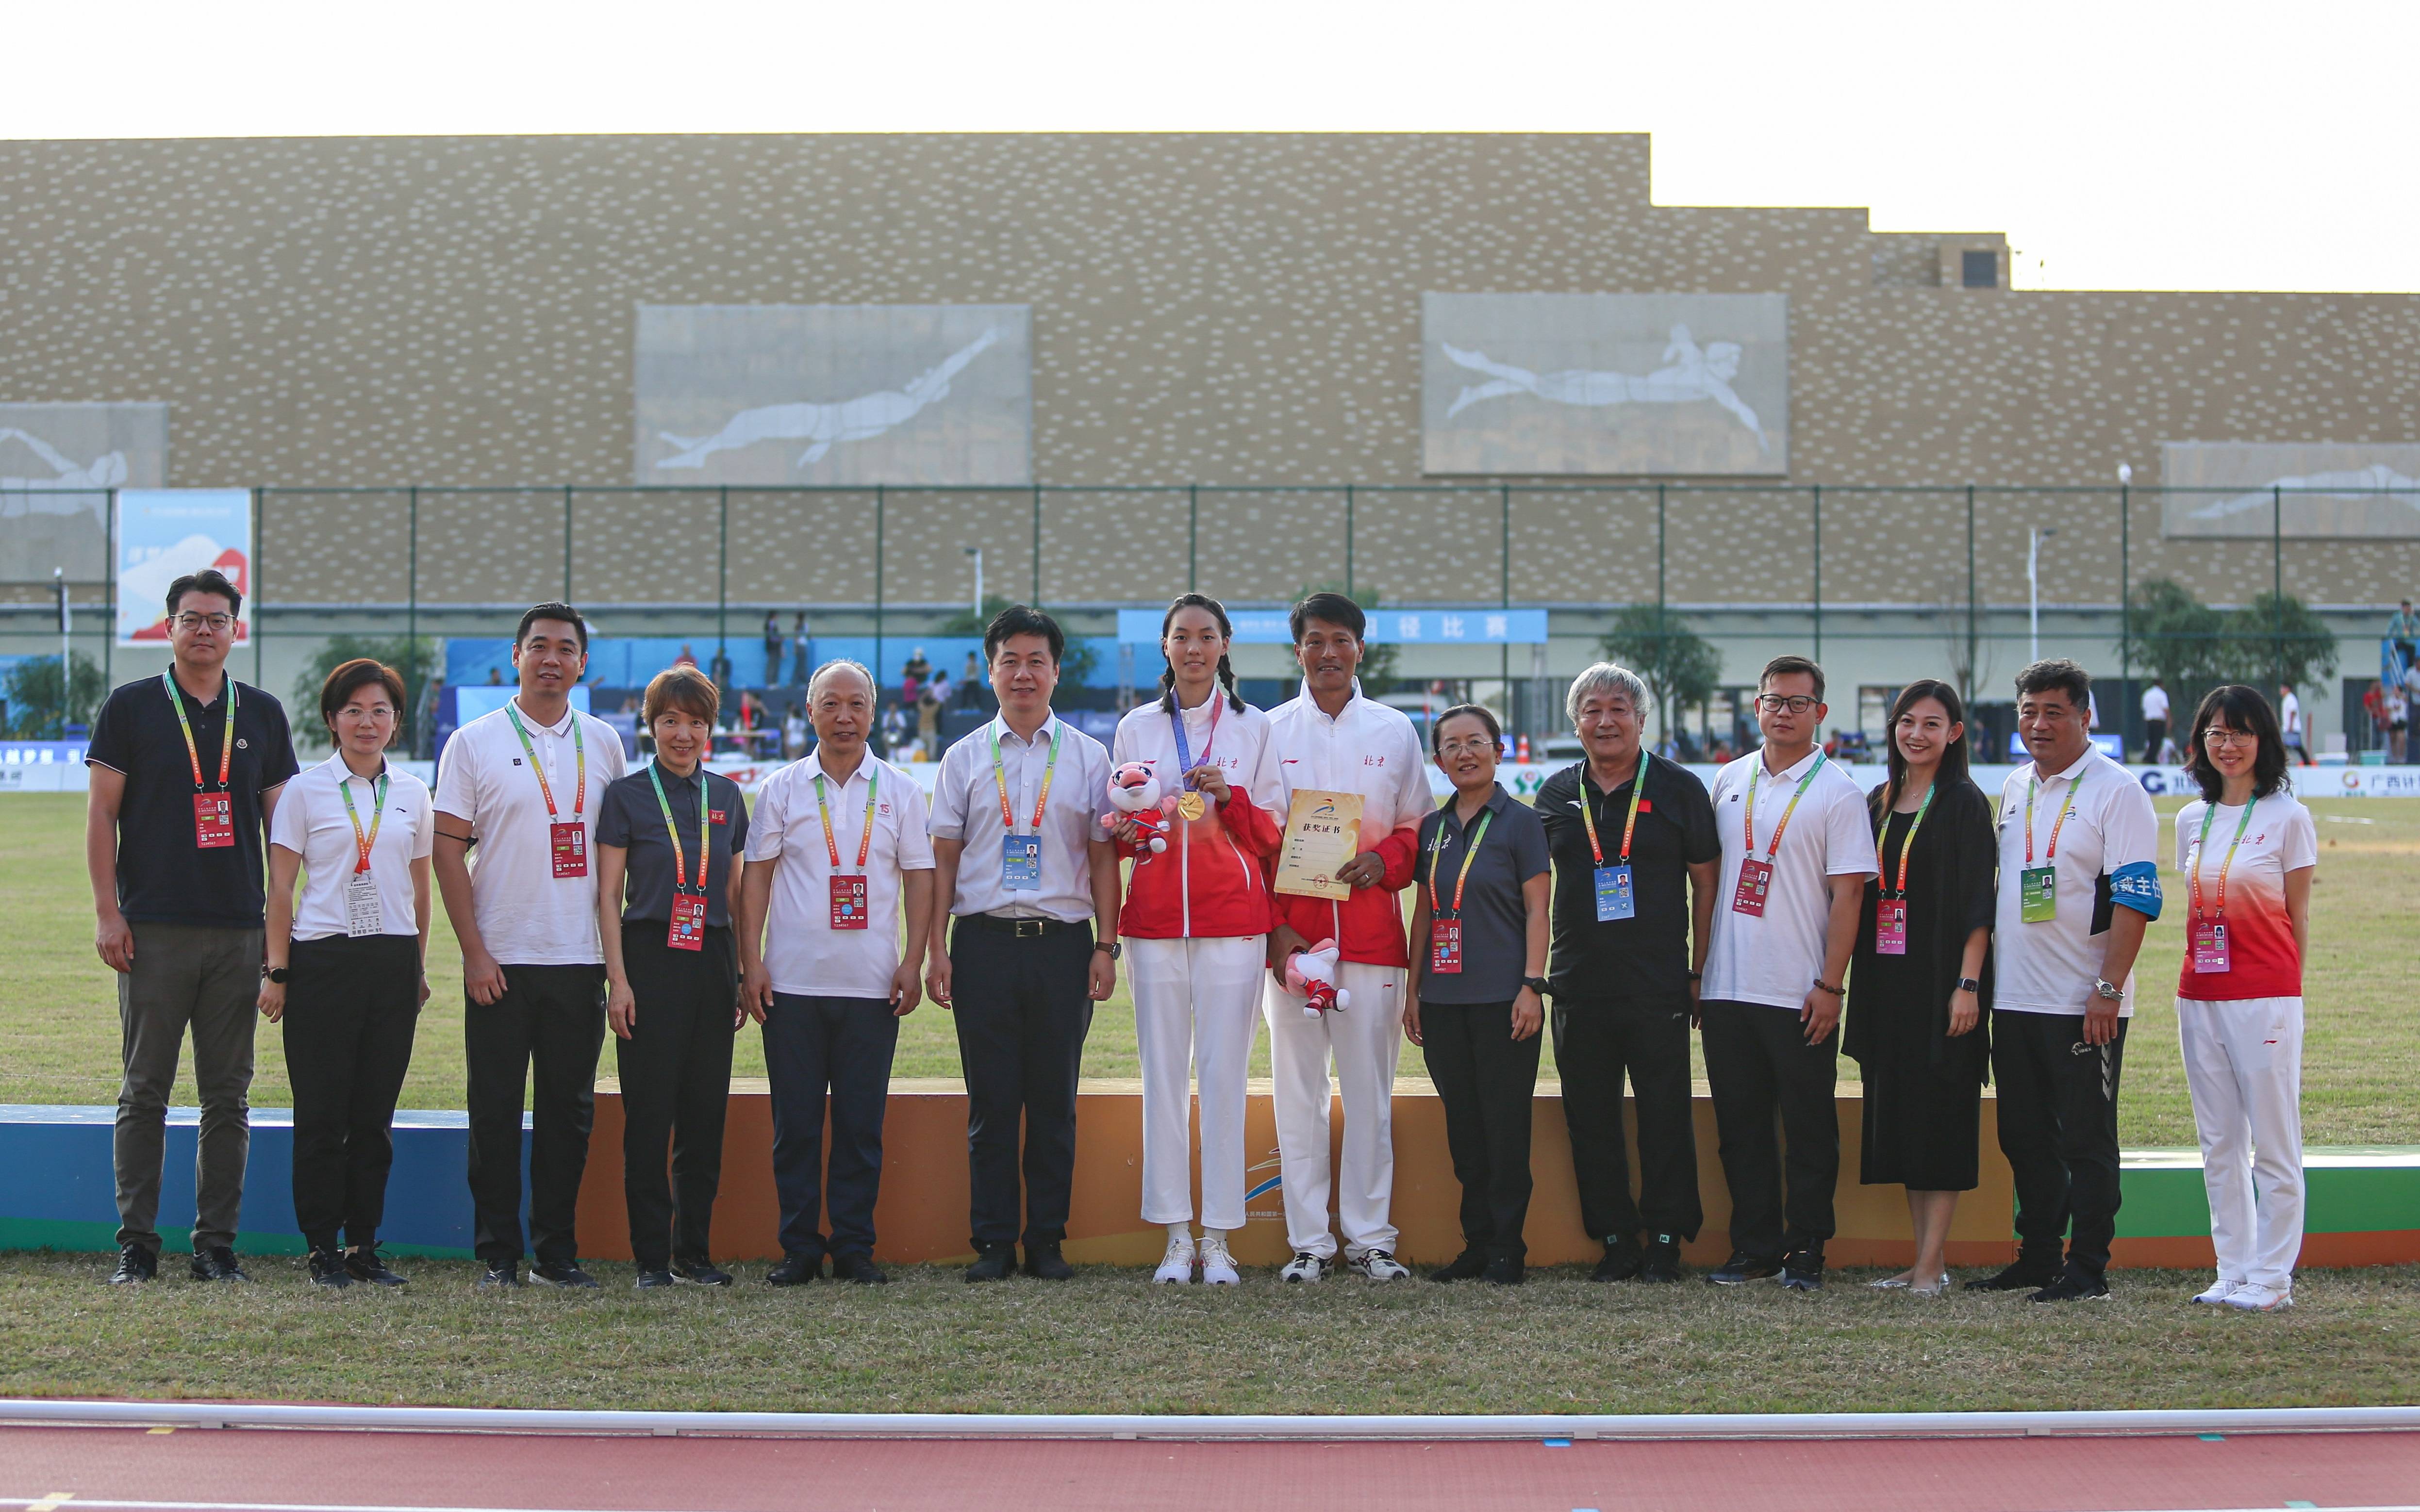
4, 1424, 2420, 1512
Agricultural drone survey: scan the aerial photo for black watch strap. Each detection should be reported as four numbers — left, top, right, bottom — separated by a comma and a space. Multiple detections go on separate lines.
262, 965, 290, 984
1522, 975, 1550, 995
1956, 976, 1982, 993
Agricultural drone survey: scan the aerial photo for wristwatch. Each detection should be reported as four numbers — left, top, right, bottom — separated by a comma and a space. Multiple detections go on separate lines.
261, 965, 290, 984
2091, 977, 2123, 1002
1093, 940, 1122, 960
1955, 977, 1982, 994
1522, 976, 1550, 996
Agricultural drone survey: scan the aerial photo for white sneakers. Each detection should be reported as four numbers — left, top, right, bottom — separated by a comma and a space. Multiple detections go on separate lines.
1280, 1251, 1329, 1283
1154, 1232, 1196, 1284
2192, 1277, 2241, 1305
2224, 1282, 2293, 1312
1197, 1230, 1241, 1285
1348, 1249, 1410, 1281
1155, 1233, 1410, 1285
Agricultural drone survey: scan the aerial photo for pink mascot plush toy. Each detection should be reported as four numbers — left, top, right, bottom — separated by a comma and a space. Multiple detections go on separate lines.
1284, 938, 1351, 1019
1103, 760, 1174, 855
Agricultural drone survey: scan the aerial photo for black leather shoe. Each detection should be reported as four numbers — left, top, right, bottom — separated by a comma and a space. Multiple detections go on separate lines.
634, 1268, 676, 1289
1640, 1234, 1685, 1283
1779, 1249, 1825, 1291
765, 1254, 822, 1286
2029, 1267, 2111, 1303
529, 1260, 600, 1289
672, 1258, 733, 1287
1482, 1255, 1526, 1286
307, 1248, 354, 1289
345, 1248, 407, 1287
1022, 1243, 1075, 1281
108, 1245, 156, 1285
1427, 1249, 1489, 1283
189, 1247, 249, 1282
1707, 1250, 1781, 1285
829, 1254, 889, 1285
963, 1246, 1016, 1282
1964, 1260, 2059, 1293
1592, 1238, 1643, 1282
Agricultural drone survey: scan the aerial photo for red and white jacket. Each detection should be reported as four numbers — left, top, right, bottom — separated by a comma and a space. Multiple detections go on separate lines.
1262, 680, 1432, 969
1111, 691, 1284, 939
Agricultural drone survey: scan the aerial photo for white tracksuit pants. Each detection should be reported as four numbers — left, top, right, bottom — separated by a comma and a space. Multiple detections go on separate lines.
1128, 935, 1266, 1230
1262, 962, 1406, 1259
2176, 995, 2305, 1290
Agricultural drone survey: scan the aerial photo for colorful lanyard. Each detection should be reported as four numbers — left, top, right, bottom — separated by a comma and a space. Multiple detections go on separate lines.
1743, 750, 1825, 859
813, 766, 879, 874
990, 722, 1060, 834
1169, 695, 1222, 789
336, 769, 388, 874
647, 761, 710, 897
1428, 808, 1496, 917
2023, 768, 2082, 866
2189, 800, 2259, 923
1877, 782, 1936, 897
163, 671, 236, 793
1577, 761, 1647, 867
504, 701, 586, 821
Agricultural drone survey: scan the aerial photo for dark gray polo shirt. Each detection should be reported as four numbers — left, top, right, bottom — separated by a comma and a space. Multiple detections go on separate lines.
1413, 782, 1551, 1004
595, 762, 750, 928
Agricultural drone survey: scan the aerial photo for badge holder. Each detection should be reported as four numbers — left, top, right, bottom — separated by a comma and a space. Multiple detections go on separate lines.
1593, 863, 1635, 922
1428, 916, 1463, 975
2020, 865, 2056, 923
2190, 919, 2230, 973
1001, 834, 1043, 891
1875, 897, 1907, 955
550, 821, 589, 879
1730, 857, 1773, 917
344, 870, 383, 937
830, 874, 870, 930
194, 793, 236, 849
668, 893, 707, 951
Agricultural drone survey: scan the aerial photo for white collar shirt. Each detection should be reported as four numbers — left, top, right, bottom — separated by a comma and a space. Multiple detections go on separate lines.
269, 753, 434, 941
1701, 746, 1877, 1010
1264, 679, 1433, 837
744, 751, 935, 999
928, 712, 1115, 921
432, 697, 628, 966
1992, 749, 2162, 1016
2141, 686, 2169, 721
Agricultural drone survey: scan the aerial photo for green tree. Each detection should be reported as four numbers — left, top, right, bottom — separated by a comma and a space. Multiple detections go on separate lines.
291, 635, 437, 745
1287, 584, 1398, 696
1600, 604, 1723, 740
3, 651, 106, 739
938, 596, 1098, 688
2225, 590, 2338, 696
2120, 578, 2229, 694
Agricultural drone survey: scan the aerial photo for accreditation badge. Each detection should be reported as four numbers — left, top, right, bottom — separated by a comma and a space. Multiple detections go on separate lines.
1593, 864, 1636, 922
344, 870, 384, 937
668, 893, 706, 952
1730, 857, 1773, 918
193, 793, 236, 849
2019, 865, 2056, 923
1000, 834, 1043, 891
550, 821, 589, 879
829, 873, 870, 931
1427, 917, 1463, 975
1875, 897, 1908, 955
2190, 919, 2230, 973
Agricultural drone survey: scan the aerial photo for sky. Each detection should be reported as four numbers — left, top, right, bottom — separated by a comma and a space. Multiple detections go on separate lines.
5, 0, 2410, 294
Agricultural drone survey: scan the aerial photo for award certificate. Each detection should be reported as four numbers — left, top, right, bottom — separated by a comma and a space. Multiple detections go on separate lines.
1273, 789, 1364, 900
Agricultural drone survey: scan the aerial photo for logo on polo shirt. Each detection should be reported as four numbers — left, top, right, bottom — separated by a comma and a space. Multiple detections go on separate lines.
236, 739, 249, 749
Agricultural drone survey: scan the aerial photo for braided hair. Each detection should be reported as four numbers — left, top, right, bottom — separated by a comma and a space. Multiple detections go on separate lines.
1157, 592, 1247, 715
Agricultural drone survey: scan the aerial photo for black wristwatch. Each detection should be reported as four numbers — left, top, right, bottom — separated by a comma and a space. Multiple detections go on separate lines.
1094, 940, 1122, 960
261, 965, 290, 984
1955, 977, 1982, 994
1522, 975, 1550, 996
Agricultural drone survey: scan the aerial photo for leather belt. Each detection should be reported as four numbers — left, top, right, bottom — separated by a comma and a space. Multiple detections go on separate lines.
955, 913, 1090, 940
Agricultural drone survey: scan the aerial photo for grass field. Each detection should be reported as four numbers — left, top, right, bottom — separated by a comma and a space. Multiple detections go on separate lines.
4, 790, 2417, 1147
0, 1251, 2414, 1414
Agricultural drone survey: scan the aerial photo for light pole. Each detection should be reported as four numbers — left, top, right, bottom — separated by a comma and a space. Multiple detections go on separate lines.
2027, 527, 2056, 663
54, 566, 70, 731
964, 546, 983, 622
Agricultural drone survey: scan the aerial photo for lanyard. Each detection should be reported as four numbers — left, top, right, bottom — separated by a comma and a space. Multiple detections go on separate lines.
504, 701, 586, 820
813, 766, 879, 874
1577, 761, 1647, 867
990, 721, 1060, 834
163, 671, 237, 792
1877, 782, 1936, 896
1169, 695, 1222, 789
1743, 750, 1825, 859
2023, 768, 2082, 866
336, 768, 388, 874
647, 761, 710, 897
1428, 807, 1496, 917
2189, 800, 2259, 922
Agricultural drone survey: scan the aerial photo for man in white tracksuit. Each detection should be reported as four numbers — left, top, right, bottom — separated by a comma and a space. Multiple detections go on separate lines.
1261, 593, 1431, 1283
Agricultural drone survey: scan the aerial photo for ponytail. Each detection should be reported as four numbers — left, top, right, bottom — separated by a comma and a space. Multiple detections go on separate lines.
1155, 592, 1248, 715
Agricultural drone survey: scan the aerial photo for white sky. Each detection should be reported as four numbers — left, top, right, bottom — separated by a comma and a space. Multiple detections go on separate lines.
7, 0, 2410, 294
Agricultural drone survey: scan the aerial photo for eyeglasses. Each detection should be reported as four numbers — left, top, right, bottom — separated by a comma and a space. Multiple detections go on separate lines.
1756, 694, 1817, 714
172, 612, 235, 631
1437, 737, 1499, 757
2202, 729, 2259, 751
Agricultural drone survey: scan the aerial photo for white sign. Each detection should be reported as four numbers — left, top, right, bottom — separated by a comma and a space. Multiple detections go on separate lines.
113, 489, 252, 646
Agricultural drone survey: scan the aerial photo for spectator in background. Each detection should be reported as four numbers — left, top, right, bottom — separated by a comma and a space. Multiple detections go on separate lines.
959, 650, 984, 707
708, 646, 732, 690
2278, 684, 2310, 766
674, 644, 697, 670
782, 705, 808, 760
762, 611, 785, 688
931, 667, 952, 709
2140, 679, 2170, 766
916, 683, 943, 759
2404, 658, 2420, 765
790, 613, 812, 688
2387, 678, 2409, 764
2387, 598, 2416, 664
415, 667, 447, 761
880, 703, 910, 762
902, 648, 931, 707
486, 667, 504, 686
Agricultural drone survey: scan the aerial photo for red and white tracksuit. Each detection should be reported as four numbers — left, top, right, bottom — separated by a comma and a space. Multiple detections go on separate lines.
1260, 682, 1432, 1260
1112, 692, 1282, 1230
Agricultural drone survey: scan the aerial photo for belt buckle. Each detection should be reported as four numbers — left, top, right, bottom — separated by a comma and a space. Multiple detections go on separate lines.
1012, 919, 1046, 939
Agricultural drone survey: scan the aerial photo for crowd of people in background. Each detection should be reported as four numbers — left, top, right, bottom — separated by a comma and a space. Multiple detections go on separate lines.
82, 576, 2319, 1313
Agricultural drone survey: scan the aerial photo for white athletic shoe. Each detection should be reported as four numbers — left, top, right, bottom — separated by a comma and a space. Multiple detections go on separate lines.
1349, 1249, 1411, 1282
1154, 1232, 1197, 1285
1279, 1251, 1329, 1283
2224, 1282, 2292, 1312
2192, 1277, 2241, 1305
1198, 1231, 1241, 1286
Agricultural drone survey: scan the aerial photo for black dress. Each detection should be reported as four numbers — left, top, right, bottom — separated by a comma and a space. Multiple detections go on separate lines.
1845, 778, 1995, 1191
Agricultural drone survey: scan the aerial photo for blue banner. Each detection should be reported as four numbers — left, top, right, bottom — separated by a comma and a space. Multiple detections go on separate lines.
1114, 608, 1547, 645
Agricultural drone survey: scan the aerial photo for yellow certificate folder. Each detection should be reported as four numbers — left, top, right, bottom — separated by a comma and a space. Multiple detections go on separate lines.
1273, 789, 1364, 900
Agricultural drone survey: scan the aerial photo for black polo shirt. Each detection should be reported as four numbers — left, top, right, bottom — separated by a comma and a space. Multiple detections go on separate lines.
1537, 754, 1719, 1007
85, 671, 300, 928
1413, 782, 1551, 1005
595, 762, 750, 927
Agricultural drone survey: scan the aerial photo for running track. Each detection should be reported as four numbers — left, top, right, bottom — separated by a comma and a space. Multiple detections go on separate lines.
3, 1423, 2418, 1512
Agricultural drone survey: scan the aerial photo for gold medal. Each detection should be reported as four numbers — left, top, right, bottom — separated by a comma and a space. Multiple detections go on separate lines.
1176, 790, 1207, 822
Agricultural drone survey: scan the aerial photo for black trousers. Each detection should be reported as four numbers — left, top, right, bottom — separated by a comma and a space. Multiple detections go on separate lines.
283, 934, 420, 1251
614, 923, 738, 1269
465, 963, 607, 1265
1700, 998, 1839, 1259
1994, 1010, 2128, 1276
1421, 998, 1542, 1262
949, 916, 1095, 1252
2141, 719, 2167, 763
763, 993, 899, 1262
1552, 997, 1703, 1244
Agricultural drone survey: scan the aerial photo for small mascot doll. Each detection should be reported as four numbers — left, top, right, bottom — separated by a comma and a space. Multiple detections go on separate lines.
1283, 938, 1351, 1019
1103, 761, 1174, 855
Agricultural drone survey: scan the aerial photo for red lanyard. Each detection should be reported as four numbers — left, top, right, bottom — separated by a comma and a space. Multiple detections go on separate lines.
1427, 809, 1495, 917
505, 701, 587, 820
813, 767, 879, 873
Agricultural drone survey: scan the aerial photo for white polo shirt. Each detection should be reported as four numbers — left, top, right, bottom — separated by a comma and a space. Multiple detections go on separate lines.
928, 712, 1116, 922
745, 750, 935, 1000
433, 697, 628, 967
269, 753, 434, 941
1264, 678, 1432, 838
2141, 685, 2169, 723
1992, 749, 2163, 1016
1702, 747, 1875, 1011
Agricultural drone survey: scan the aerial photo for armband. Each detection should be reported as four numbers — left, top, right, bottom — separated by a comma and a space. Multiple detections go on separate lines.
2107, 860, 2163, 920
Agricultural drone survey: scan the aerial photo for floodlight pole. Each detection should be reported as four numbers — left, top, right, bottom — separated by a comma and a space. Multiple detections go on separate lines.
2027, 526, 2055, 663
